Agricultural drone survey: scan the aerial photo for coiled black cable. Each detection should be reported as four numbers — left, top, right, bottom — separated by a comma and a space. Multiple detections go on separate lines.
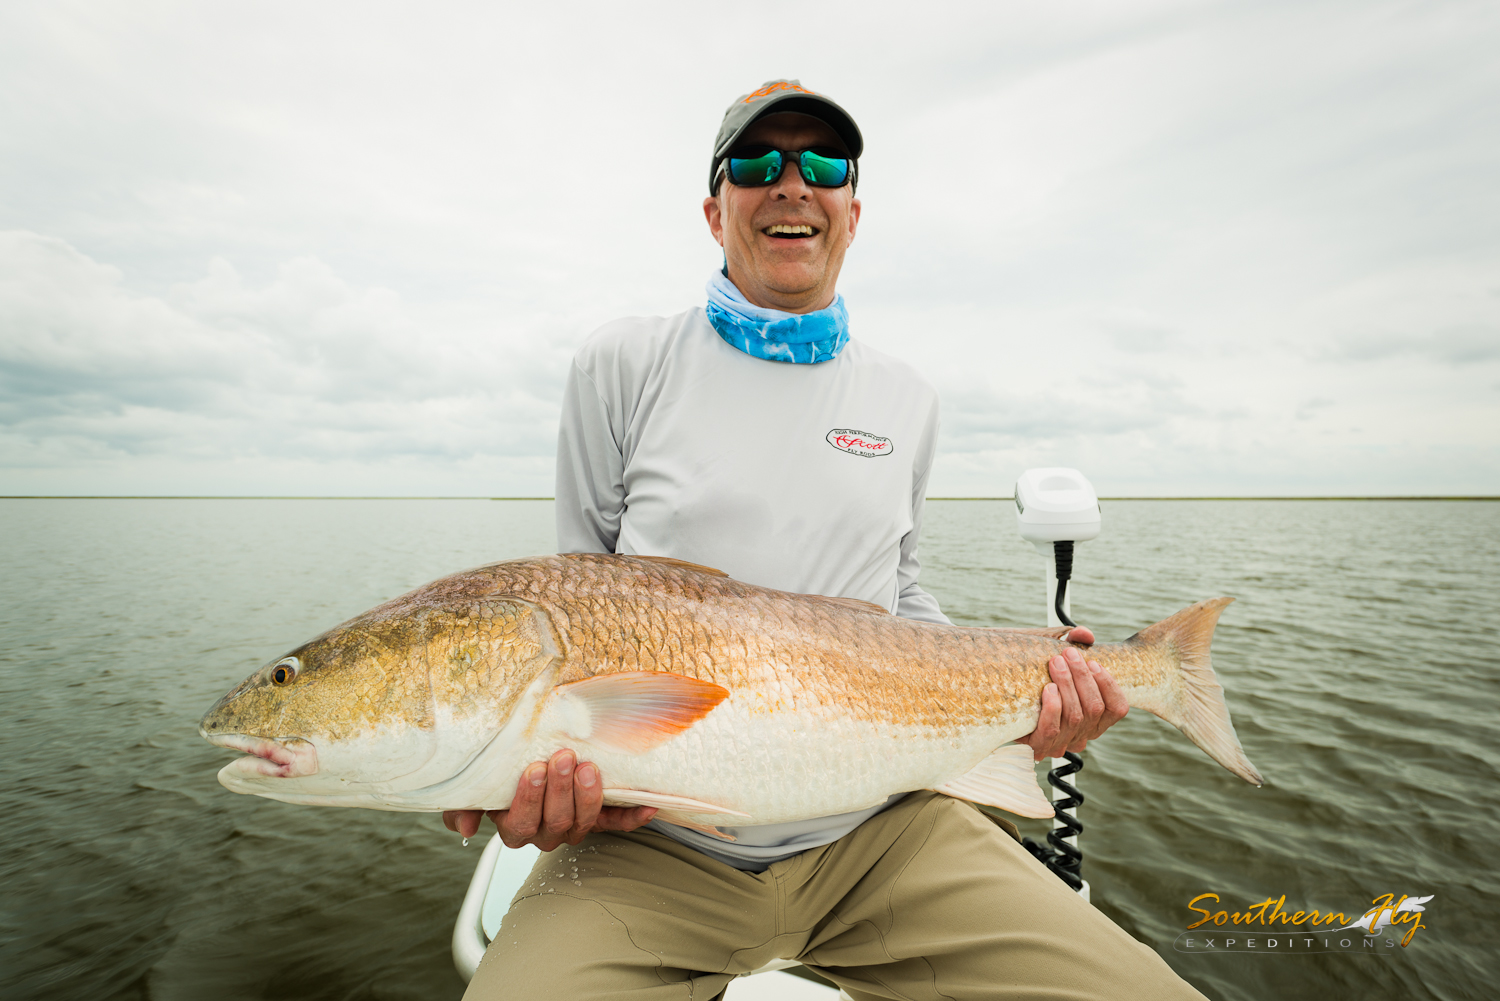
1023, 539, 1086, 889
1022, 752, 1085, 891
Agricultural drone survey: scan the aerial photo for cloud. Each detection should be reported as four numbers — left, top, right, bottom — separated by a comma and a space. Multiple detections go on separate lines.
0, 1, 1497, 495
1294, 397, 1336, 422
0, 231, 567, 486
1100, 310, 1186, 355
936, 372, 1197, 455
1327, 325, 1500, 365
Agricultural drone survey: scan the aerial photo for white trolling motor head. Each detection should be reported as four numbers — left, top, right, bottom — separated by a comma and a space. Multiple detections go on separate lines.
1014, 468, 1101, 628
1014, 468, 1101, 547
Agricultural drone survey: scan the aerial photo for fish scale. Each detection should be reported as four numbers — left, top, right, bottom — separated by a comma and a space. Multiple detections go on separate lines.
200, 553, 1264, 827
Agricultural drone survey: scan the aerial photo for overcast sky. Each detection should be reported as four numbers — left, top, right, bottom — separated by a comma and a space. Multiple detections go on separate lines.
2, 0, 1496, 497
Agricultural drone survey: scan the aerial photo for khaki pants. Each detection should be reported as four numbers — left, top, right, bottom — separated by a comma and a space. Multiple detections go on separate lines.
465, 791, 1205, 1001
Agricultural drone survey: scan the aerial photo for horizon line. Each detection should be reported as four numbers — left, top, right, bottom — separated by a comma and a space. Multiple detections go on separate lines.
2, 495, 1497, 502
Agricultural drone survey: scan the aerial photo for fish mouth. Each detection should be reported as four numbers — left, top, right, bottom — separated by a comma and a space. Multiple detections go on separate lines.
203, 731, 320, 779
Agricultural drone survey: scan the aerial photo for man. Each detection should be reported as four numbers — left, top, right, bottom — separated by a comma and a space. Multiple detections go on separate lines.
448, 80, 1205, 1000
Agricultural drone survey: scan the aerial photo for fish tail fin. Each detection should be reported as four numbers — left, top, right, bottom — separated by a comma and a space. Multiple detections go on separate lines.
1130, 597, 1264, 786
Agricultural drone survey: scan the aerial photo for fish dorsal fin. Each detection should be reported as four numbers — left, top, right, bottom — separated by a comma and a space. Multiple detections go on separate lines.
932, 743, 1055, 819
814, 595, 890, 615
552, 671, 729, 753
993, 626, 1071, 639
628, 555, 731, 578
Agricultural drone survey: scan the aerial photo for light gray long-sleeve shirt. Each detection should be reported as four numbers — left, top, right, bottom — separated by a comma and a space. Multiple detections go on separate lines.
555, 306, 950, 869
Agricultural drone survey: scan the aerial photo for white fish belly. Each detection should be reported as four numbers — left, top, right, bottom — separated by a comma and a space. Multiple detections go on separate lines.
526, 694, 1036, 826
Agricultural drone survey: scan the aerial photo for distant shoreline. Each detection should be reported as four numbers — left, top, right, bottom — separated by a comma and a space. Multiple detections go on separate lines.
3, 495, 1496, 502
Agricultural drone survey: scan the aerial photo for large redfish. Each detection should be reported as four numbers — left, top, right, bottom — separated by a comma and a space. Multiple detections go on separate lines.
199, 554, 1262, 832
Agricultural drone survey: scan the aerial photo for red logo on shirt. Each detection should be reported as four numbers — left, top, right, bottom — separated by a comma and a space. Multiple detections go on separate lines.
826, 429, 893, 458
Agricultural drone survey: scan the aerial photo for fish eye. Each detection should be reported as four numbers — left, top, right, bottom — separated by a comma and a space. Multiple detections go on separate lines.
270, 657, 299, 686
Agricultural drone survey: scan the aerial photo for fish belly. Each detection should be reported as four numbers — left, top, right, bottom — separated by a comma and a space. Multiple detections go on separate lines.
518, 696, 1029, 826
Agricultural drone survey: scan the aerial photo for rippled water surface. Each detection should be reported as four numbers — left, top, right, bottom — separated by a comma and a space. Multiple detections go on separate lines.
1, 498, 1496, 1000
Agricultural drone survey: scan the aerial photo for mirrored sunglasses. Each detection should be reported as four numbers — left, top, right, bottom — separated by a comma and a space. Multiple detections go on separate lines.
719, 146, 854, 189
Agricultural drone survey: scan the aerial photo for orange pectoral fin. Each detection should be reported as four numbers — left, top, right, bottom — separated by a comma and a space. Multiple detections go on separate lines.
554, 671, 729, 753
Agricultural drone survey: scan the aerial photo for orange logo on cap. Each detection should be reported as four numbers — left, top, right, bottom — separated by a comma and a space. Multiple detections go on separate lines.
743, 81, 817, 103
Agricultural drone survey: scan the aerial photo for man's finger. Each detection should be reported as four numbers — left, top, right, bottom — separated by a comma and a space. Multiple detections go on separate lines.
538, 749, 578, 850
1051, 653, 1084, 734
1065, 626, 1095, 646
595, 805, 659, 832
498, 761, 547, 848
1089, 661, 1130, 738
568, 762, 604, 843
443, 809, 483, 839
1063, 647, 1106, 725
1024, 682, 1063, 760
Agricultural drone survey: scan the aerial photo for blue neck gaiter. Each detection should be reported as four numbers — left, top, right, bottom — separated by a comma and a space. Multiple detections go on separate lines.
704, 270, 849, 364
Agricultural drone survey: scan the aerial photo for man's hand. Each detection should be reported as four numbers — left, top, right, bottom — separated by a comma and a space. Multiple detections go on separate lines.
1017, 627, 1129, 761
442, 749, 658, 852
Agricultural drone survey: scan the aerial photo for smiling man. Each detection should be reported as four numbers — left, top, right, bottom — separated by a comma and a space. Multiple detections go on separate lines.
453, 80, 1205, 1000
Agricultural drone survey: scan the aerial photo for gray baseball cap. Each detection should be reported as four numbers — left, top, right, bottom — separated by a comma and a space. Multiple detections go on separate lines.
709, 79, 863, 193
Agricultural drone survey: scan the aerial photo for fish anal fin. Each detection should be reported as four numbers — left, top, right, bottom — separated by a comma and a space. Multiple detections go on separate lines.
554, 671, 729, 753
657, 815, 738, 841
628, 555, 731, 578
932, 743, 1055, 820
601, 788, 747, 841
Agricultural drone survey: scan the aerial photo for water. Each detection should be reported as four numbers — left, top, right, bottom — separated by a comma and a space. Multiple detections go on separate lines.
1, 499, 1496, 1000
